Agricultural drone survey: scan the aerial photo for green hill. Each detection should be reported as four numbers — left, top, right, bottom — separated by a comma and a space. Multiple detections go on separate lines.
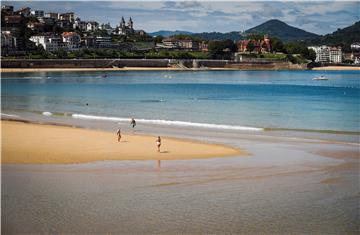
246, 19, 319, 41
192, 31, 244, 41
149, 30, 193, 37
306, 21, 360, 51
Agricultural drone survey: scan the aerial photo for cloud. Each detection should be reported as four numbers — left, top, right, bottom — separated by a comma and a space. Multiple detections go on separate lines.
161, 1, 203, 10
178, 1, 202, 9
162, 1, 177, 9
3, 1, 359, 34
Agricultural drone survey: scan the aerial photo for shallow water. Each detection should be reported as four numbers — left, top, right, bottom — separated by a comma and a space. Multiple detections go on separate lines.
2, 70, 359, 133
2, 139, 359, 234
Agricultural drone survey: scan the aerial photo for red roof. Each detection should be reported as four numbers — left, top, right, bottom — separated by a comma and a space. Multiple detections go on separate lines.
61, 32, 79, 37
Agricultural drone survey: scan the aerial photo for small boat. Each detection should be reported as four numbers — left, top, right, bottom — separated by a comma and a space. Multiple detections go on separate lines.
312, 75, 328, 80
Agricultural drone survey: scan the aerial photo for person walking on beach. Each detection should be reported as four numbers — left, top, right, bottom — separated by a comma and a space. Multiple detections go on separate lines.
116, 128, 121, 142
156, 136, 161, 152
130, 118, 136, 128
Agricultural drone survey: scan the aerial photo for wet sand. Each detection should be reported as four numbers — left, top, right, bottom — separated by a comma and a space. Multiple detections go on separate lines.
2, 131, 358, 234
1, 120, 243, 164
315, 150, 359, 160
1, 117, 359, 234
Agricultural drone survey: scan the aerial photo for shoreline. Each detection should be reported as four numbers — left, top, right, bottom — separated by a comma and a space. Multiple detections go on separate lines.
2, 111, 359, 145
311, 66, 360, 71
1, 120, 244, 164
1, 66, 360, 73
0, 67, 240, 73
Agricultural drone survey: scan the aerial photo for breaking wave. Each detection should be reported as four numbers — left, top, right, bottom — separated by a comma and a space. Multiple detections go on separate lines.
71, 113, 263, 131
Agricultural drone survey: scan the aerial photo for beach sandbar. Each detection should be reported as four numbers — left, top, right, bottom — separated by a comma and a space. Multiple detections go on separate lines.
1, 121, 243, 164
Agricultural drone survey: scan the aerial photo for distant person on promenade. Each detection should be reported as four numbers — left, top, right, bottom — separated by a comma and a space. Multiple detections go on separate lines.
130, 118, 136, 128
156, 136, 161, 152
116, 128, 121, 142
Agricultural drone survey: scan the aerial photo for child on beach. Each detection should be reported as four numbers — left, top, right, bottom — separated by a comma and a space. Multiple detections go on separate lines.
116, 128, 121, 142
130, 118, 136, 128
156, 136, 161, 152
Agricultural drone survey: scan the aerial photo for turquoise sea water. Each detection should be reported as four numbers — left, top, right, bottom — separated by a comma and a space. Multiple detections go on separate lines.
1, 70, 359, 133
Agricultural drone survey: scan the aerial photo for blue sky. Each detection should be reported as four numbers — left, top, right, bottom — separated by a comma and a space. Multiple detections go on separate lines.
4, 1, 359, 35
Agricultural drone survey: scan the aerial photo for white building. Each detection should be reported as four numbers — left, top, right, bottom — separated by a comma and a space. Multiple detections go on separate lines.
308, 46, 329, 62
59, 12, 75, 23
2, 5, 14, 15
100, 23, 113, 35
37, 17, 55, 26
308, 45, 342, 63
329, 47, 342, 63
73, 18, 87, 31
45, 12, 60, 20
1, 31, 16, 48
61, 32, 81, 51
351, 43, 360, 51
86, 21, 99, 32
95, 37, 112, 48
354, 57, 360, 65
30, 34, 63, 52
30, 10, 44, 18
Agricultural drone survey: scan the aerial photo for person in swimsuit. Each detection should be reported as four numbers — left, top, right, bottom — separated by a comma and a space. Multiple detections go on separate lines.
156, 136, 161, 152
117, 128, 121, 142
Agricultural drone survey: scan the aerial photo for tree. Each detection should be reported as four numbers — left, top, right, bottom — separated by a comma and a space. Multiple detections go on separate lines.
246, 34, 263, 40
286, 54, 297, 64
154, 35, 163, 44
246, 41, 255, 53
270, 37, 285, 53
304, 48, 316, 61
55, 48, 68, 59
208, 40, 236, 59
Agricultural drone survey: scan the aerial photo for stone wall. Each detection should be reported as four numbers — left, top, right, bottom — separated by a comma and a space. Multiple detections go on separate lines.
225, 62, 307, 70
1, 59, 170, 68
1, 59, 307, 70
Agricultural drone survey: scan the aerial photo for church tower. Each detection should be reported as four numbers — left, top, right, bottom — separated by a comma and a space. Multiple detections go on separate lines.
120, 17, 125, 29
127, 17, 133, 30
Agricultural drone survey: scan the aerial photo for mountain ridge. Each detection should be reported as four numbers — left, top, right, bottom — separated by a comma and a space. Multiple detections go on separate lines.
149, 30, 194, 37
149, 19, 320, 41
245, 19, 319, 41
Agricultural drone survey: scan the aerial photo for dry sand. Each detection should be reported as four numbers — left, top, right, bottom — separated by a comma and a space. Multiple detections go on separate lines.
1, 121, 243, 164
0, 67, 256, 73
0, 67, 232, 73
312, 66, 360, 71
0, 67, 184, 73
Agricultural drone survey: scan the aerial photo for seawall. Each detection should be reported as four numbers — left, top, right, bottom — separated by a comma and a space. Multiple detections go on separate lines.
1, 59, 307, 70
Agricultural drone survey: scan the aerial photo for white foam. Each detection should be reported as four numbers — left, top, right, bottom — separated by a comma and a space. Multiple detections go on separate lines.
72, 114, 129, 122
42, 111, 52, 116
1, 113, 19, 118
72, 113, 263, 131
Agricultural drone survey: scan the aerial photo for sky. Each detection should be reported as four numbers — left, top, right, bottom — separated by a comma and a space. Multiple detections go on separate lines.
3, 1, 360, 35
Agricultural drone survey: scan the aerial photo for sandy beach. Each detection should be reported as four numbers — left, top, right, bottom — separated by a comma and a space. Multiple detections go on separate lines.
0, 67, 183, 73
0, 67, 239, 73
1, 120, 243, 164
2, 66, 360, 73
312, 66, 360, 71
